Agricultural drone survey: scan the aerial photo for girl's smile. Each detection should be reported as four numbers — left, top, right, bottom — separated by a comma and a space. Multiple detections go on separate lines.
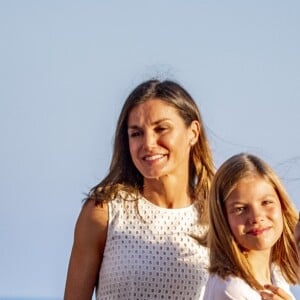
225, 176, 283, 253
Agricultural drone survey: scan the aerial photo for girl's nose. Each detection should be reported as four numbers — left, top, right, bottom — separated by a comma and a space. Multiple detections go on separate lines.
247, 206, 264, 224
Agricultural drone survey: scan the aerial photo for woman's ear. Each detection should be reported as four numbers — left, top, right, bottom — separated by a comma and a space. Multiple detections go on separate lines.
189, 120, 200, 146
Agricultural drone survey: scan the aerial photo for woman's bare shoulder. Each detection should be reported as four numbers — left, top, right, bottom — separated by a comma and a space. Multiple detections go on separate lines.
64, 200, 108, 299
74, 199, 108, 246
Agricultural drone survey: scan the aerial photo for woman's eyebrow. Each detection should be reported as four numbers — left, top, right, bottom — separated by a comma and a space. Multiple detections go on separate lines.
128, 118, 171, 129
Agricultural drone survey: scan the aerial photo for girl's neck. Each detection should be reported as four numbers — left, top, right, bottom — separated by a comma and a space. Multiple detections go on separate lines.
246, 250, 272, 285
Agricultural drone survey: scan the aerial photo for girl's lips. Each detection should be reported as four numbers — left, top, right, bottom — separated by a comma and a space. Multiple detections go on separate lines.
247, 227, 270, 236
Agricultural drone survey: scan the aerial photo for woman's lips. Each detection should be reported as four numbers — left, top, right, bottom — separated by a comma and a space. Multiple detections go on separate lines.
143, 154, 166, 161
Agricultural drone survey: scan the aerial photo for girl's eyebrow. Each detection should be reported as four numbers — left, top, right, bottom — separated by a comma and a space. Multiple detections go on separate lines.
225, 194, 277, 207
225, 198, 245, 208
226, 201, 242, 207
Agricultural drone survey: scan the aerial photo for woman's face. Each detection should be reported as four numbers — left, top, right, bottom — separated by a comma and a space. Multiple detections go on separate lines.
127, 98, 199, 181
225, 176, 283, 253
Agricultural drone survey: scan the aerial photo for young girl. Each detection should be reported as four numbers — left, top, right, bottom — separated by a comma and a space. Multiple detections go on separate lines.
203, 153, 300, 300
294, 213, 300, 263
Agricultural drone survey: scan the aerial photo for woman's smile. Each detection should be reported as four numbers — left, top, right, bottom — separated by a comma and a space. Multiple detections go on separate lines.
127, 98, 198, 180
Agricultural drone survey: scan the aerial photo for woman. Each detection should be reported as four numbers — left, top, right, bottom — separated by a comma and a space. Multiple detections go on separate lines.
64, 79, 215, 299
204, 153, 300, 300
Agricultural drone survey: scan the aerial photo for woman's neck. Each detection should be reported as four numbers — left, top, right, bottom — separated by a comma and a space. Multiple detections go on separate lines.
142, 176, 192, 208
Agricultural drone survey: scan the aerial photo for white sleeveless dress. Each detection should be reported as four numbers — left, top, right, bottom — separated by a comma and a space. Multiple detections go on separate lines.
96, 193, 209, 300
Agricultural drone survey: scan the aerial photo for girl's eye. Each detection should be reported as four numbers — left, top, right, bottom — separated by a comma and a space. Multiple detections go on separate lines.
232, 206, 245, 215
262, 199, 273, 206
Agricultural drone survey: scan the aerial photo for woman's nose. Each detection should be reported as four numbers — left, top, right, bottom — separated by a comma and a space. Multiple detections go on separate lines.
143, 131, 157, 148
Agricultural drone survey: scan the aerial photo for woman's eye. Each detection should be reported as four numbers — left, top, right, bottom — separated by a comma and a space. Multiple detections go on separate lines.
156, 126, 168, 133
129, 131, 141, 138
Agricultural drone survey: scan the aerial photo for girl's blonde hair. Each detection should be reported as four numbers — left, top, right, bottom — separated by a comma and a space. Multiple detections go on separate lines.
208, 153, 300, 290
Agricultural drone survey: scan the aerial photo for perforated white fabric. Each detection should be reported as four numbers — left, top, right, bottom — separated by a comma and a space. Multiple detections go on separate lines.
96, 193, 209, 300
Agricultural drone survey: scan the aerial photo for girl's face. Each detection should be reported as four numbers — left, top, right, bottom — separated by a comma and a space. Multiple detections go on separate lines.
225, 176, 283, 253
127, 98, 199, 181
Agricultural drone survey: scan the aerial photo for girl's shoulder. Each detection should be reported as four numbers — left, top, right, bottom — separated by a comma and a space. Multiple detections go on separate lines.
203, 274, 261, 300
271, 264, 295, 298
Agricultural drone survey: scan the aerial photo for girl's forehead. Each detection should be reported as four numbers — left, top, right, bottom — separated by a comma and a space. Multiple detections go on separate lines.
225, 176, 277, 203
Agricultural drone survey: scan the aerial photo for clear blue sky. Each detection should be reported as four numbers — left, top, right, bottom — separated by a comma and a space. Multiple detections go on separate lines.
1, 1, 299, 298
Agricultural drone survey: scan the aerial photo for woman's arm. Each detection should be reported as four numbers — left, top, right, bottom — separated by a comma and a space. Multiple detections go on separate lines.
64, 199, 108, 300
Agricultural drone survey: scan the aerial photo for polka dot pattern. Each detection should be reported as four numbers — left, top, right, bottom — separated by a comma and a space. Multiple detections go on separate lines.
96, 193, 209, 300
